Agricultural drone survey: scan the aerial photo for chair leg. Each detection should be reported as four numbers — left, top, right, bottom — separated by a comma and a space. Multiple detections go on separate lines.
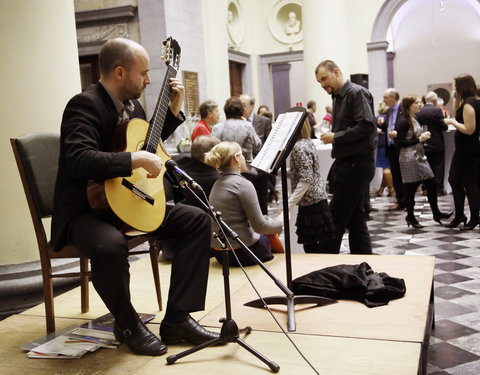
39, 255, 56, 333
80, 258, 90, 313
148, 240, 163, 311
44, 276, 56, 333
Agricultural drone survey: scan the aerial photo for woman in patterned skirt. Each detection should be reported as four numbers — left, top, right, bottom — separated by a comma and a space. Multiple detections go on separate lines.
396, 95, 452, 228
289, 119, 336, 253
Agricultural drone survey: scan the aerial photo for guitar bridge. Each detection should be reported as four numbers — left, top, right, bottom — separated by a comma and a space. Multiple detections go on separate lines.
121, 178, 155, 205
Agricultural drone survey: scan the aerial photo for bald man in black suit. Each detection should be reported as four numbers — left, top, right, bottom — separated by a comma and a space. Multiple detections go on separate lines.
416, 91, 448, 194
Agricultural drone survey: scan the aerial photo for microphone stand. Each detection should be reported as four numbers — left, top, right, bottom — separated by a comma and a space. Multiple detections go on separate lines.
241, 107, 337, 331
165, 176, 280, 372
243, 162, 337, 331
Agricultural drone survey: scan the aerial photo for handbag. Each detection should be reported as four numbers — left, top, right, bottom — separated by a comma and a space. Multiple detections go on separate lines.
267, 234, 284, 253
414, 143, 434, 180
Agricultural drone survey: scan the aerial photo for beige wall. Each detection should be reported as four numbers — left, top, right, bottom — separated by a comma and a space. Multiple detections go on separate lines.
202, 0, 385, 115
391, 0, 480, 99
1, 0, 81, 264
303, 0, 384, 119
201, 0, 231, 112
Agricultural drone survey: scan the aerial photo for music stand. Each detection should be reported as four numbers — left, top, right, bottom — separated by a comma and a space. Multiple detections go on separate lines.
245, 106, 337, 332
164, 173, 281, 372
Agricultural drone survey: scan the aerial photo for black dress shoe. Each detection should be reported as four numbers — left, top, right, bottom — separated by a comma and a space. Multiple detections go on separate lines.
444, 215, 467, 228
160, 316, 220, 345
114, 320, 167, 356
433, 211, 453, 224
460, 219, 480, 231
406, 215, 423, 229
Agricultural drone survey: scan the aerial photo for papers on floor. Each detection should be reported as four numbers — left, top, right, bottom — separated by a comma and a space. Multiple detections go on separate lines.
21, 312, 155, 359
24, 326, 119, 359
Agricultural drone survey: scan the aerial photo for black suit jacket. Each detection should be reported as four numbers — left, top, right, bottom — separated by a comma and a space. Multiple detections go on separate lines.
383, 104, 403, 157
51, 82, 183, 250
171, 153, 220, 208
252, 114, 272, 145
415, 103, 447, 152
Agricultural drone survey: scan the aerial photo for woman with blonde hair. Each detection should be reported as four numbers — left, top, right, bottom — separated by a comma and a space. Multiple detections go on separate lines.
289, 119, 335, 253
396, 95, 452, 228
204, 141, 282, 266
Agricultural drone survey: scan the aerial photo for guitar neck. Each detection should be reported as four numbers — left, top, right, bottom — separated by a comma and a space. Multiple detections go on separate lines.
145, 65, 178, 153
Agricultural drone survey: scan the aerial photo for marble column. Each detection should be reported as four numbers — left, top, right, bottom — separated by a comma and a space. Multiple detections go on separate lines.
302, 0, 349, 112
1, 0, 81, 318
367, 40, 389, 110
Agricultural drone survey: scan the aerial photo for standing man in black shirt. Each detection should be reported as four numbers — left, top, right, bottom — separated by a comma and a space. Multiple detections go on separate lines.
315, 60, 376, 254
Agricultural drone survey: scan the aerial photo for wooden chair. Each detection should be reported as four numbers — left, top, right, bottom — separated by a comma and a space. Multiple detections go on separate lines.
11, 132, 162, 333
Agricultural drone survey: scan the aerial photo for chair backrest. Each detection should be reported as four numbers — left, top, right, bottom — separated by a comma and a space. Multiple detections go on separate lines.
11, 133, 60, 220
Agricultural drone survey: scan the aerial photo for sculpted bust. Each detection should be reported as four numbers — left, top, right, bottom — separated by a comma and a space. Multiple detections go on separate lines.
285, 11, 300, 35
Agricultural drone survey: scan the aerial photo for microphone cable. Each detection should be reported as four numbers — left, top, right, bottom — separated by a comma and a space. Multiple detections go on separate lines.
211, 207, 321, 375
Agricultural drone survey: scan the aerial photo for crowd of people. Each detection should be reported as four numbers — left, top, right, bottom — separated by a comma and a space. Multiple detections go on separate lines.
376, 78, 479, 230
52, 36, 479, 358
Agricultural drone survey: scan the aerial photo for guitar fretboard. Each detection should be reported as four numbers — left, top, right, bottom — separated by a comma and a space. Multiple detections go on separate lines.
145, 65, 178, 153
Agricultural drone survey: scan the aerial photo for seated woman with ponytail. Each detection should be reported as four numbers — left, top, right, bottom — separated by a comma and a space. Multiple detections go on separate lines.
204, 141, 283, 266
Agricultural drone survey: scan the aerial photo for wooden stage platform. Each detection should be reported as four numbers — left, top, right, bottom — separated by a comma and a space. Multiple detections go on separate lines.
0, 253, 434, 375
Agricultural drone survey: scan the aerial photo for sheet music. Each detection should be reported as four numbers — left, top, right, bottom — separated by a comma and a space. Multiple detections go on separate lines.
251, 111, 304, 173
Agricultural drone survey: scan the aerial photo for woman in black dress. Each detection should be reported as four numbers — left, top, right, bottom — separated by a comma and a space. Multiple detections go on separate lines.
444, 74, 480, 230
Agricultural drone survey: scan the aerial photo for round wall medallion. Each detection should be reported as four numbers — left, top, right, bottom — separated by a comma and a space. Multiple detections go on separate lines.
268, 0, 303, 44
227, 0, 244, 46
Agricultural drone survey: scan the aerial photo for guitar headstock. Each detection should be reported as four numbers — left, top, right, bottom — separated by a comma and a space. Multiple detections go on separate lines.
161, 37, 181, 71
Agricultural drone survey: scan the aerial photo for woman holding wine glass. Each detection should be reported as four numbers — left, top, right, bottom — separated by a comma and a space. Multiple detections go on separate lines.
444, 74, 480, 230
396, 95, 452, 228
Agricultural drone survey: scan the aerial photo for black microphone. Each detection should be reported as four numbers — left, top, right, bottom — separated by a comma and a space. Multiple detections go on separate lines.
165, 159, 202, 190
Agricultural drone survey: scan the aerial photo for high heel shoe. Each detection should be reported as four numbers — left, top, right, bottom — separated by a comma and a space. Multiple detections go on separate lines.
375, 186, 386, 197
406, 215, 424, 229
444, 215, 467, 228
460, 219, 479, 231
433, 211, 453, 225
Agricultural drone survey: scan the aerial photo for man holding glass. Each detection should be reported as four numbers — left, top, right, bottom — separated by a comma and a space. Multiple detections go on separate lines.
315, 60, 376, 254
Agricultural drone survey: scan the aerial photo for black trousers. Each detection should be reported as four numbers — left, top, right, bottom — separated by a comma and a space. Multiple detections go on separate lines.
320, 155, 375, 254
449, 148, 480, 221
424, 151, 445, 192
68, 203, 211, 329
386, 145, 405, 207
404, 178, 440, 218
243, 170, 269, 215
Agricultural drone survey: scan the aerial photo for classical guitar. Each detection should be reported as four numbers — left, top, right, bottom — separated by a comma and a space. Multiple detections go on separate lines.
89, 37, 181, 232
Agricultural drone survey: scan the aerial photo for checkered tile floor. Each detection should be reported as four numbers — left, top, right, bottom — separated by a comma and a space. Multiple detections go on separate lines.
269, 191, 480, 375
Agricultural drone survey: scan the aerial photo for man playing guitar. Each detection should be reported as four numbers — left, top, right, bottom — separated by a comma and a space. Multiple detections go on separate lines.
51, 38, 218, 356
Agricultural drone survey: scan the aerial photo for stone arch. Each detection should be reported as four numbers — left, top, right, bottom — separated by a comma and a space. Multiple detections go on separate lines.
368, 0, 480, 104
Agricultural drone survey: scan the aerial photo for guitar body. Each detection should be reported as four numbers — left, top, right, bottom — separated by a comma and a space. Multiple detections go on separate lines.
104, 118, 169, 232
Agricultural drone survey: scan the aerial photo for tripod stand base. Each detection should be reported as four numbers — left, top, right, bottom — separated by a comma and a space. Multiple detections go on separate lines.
166, 318, 280, 373
244, 295, 338, 332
